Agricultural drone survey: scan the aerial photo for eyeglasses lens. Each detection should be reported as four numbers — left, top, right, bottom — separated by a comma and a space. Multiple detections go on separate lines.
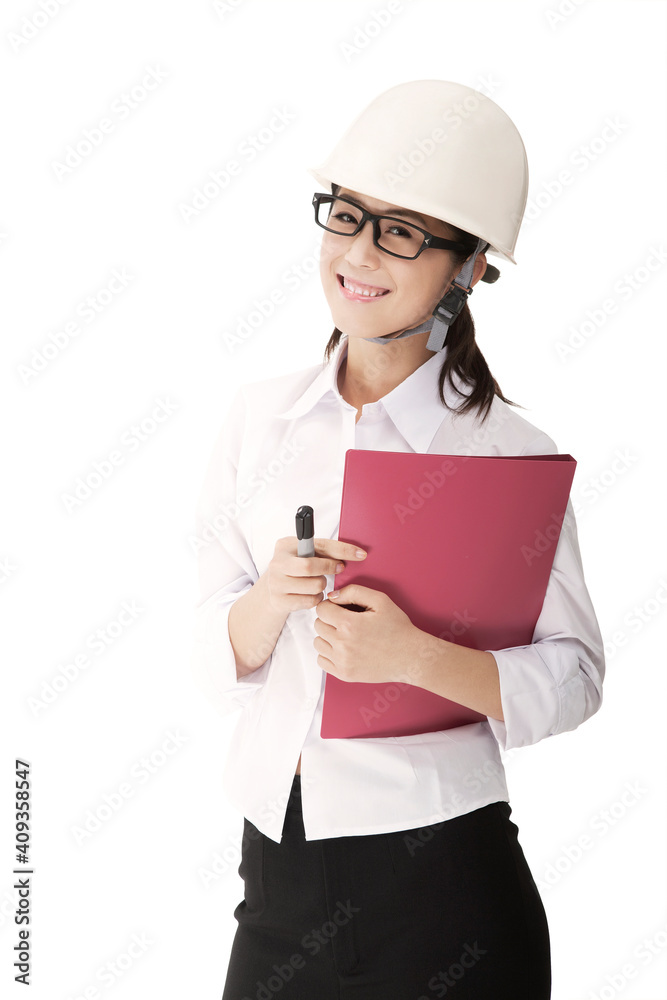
315, 197, 424, 259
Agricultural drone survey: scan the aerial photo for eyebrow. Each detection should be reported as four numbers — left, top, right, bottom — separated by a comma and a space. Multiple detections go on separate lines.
339, 192, 429, 228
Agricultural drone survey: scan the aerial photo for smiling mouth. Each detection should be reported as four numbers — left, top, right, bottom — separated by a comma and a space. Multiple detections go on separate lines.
337, 274, 390, 297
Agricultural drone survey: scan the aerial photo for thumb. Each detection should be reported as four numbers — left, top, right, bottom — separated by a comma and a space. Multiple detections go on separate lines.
328, 584, 375, 607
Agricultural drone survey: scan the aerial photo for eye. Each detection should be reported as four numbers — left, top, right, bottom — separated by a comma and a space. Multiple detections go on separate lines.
332, 209, 359, 225
386, 223, 412, 238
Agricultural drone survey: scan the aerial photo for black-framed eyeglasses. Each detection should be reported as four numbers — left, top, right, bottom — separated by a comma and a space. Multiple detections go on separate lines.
312, 192, 472, 260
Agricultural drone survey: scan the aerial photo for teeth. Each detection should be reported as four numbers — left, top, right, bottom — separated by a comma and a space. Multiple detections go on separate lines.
343, 277, 387, 297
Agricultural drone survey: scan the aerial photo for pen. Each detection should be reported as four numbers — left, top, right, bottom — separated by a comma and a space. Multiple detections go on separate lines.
295, 505, 315, 557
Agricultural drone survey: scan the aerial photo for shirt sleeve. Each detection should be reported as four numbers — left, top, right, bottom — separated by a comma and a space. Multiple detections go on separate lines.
189, 385, 271, 718
484, 435, 606, 751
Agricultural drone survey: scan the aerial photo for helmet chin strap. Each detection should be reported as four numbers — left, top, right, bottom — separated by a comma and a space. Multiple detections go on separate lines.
366, 237, 487, 352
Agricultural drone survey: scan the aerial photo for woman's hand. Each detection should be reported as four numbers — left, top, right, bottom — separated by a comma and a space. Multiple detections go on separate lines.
313, 584, 421, 685
264, 537, 368, 616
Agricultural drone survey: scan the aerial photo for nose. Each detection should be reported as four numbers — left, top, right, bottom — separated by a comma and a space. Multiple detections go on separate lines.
343, 218, 383, 269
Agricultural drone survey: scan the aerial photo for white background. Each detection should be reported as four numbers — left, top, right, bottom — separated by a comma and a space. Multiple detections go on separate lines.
2, 1, 666, 998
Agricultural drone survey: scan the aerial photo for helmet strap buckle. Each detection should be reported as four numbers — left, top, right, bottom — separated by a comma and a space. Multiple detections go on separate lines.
425, 237, 486, 352
433, 281, 470, 324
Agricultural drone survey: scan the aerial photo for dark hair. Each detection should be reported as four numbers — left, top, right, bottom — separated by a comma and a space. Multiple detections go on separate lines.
322, 183, 521, 422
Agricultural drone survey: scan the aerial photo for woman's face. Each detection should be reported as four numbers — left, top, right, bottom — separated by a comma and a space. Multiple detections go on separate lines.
318, 186, 463, 342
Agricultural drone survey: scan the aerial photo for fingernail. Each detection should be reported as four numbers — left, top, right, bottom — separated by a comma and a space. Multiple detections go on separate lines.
355, 549, 366, 558
335, 563, 344, 573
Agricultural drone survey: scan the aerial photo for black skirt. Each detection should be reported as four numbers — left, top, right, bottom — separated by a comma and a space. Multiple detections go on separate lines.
222, 775, 551, 1000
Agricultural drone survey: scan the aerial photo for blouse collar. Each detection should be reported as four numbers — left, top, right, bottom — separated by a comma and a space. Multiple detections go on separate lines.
278, 333, 467, 453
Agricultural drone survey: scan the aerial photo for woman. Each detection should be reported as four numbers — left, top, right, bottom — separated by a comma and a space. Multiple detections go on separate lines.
193, 80, 605, 999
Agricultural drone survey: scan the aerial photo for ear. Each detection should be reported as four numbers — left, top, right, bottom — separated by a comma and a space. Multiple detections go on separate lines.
469, 252, 487, 289
441, 250, 488, 298
438, 253, 488, 301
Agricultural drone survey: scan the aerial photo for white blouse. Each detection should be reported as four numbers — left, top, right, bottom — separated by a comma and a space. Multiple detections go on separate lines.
191, 333, 605, 844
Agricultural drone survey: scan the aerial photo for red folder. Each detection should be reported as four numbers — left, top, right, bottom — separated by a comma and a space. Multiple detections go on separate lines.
320, 450, 576, 739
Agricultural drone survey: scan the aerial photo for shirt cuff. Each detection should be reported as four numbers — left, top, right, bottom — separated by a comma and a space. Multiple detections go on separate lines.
191, 583, 271, 717
484, 639, 593, 751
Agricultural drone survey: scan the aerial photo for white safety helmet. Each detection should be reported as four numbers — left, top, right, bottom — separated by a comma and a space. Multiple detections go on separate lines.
308, 80, 529, 351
